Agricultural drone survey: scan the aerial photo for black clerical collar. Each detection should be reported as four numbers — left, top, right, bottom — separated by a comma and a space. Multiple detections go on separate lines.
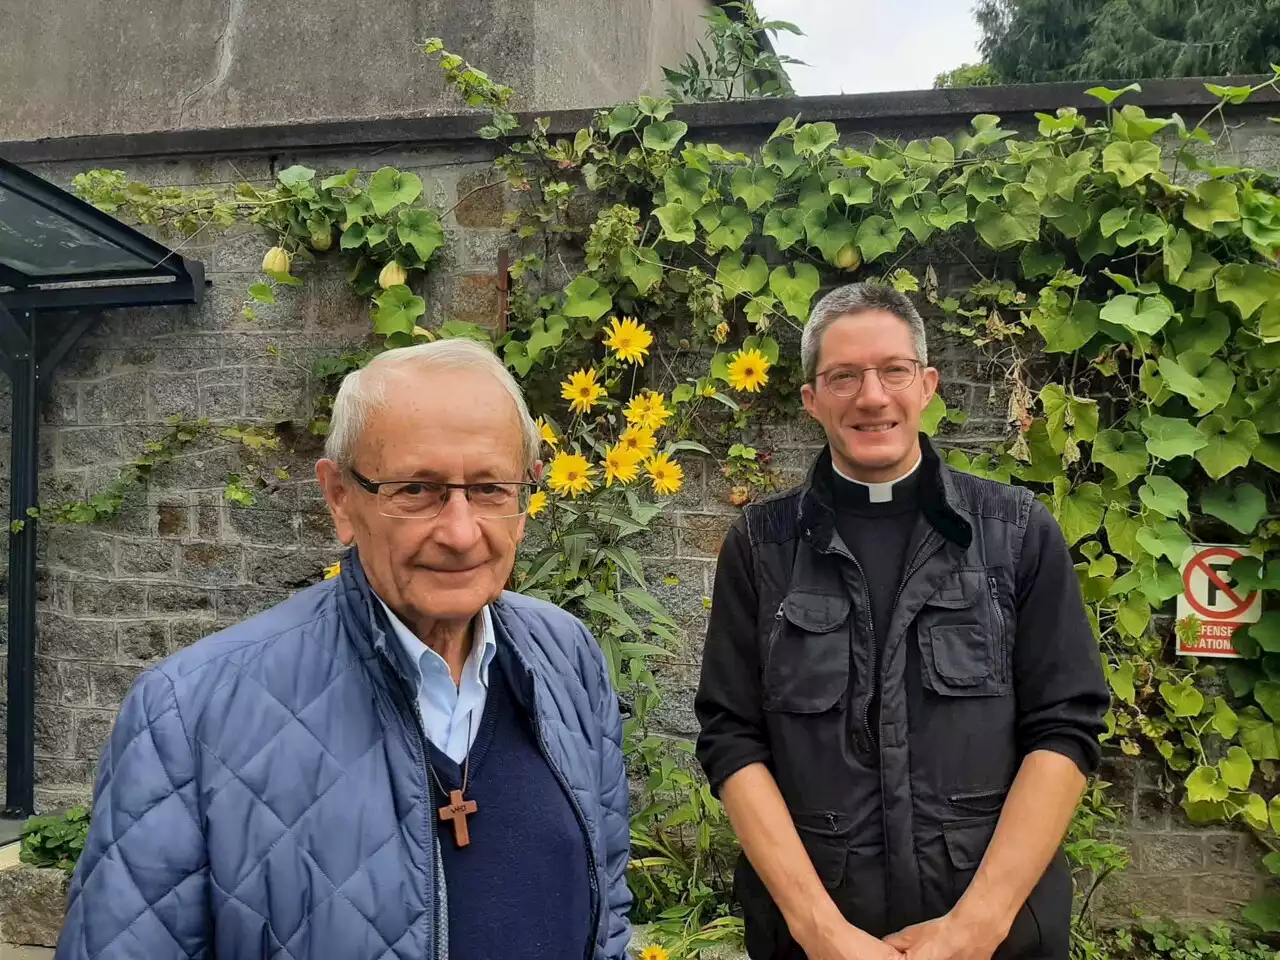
831, 455, 922, 504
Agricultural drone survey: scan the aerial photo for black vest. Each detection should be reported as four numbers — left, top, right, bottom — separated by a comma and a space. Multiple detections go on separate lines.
735, 439, 1071, 960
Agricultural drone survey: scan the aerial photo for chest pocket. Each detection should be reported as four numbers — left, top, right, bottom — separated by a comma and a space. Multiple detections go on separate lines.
918, 570, 1011, 698
763, 592, 851, 714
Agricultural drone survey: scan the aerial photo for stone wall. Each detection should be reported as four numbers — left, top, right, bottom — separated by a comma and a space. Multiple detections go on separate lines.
0, 0, 713, 141
3, 80, 1280, 924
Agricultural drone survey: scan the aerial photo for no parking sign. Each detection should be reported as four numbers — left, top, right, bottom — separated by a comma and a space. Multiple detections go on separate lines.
1175, 544, 1261, 658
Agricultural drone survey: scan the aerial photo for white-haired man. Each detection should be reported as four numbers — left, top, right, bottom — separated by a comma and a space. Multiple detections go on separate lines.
58, 340, 633, 960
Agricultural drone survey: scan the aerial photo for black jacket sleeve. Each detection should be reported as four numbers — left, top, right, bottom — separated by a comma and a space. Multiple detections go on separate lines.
695, 515, 773, 795
1013, 499, 1110, 776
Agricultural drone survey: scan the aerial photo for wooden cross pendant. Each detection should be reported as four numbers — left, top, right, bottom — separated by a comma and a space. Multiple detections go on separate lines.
438, 789, 478, 847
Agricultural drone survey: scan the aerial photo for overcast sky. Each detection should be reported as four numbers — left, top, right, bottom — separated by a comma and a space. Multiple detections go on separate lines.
754, 1, 984, 95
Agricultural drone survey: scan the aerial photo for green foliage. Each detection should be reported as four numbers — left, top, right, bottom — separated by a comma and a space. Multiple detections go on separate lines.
1077, 920, 1277, 960
20, 806, 90, 874
975, 1, 1280, 84
934, 62, 1001, 89
662, 1, 801, 103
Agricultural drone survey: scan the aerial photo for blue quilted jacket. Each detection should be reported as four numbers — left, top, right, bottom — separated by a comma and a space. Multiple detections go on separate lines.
56, 551, 633, 960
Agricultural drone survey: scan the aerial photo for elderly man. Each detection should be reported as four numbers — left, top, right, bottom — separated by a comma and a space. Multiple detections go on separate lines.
57, 339, 632, 960
696, 283, 1108, 960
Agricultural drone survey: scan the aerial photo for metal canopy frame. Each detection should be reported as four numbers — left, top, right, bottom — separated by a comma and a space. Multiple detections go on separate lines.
0, 156, 204, 818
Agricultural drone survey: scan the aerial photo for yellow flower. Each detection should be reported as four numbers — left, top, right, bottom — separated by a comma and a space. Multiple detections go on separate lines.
713, 321, 730, 344
527, 490, 548, 517
624, 391, 672, 432
646, 452, 684, 496
601, 444, 642, 486
619, 425, 657, 458
322, 561, 342, 580
536, 417, 559, 449
602, 316, 653, 365
561, 368, 606, 415
727, 348, 771, 393
639, 948, 670, 960
547, 452, 596, 497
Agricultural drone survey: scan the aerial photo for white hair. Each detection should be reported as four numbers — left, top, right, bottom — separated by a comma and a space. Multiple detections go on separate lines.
324, 338, 541, 471
800, 282, 929, 381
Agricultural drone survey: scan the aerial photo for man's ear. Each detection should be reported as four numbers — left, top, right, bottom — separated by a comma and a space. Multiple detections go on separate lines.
530, 460, 544, 483
921, 366, 940, 407
801, 382, 819, 420
316, 459, 357, 546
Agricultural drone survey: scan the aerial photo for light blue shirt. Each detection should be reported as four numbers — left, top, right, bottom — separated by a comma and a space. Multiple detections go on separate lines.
376, 598, 497, 764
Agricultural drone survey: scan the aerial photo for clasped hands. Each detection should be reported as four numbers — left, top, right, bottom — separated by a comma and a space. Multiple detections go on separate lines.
802, 907, 1005, 960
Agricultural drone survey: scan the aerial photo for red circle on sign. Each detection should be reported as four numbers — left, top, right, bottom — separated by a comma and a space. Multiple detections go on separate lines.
1183, 547, 1253, 619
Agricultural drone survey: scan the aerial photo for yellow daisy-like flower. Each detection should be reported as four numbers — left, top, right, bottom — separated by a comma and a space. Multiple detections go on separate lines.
322, 561, 342, 580
619, 425, 657, 458
536, 418, 558, 449
639, 948, 670, 960
624, 391, 673, 432
547, 452, 596, 498
727, 348, 771, 393
526, 490, 548, 518
561, 368, 606, 415
601, 444, 643, 487
602, 316, 653, 365
646, 452, 684, 496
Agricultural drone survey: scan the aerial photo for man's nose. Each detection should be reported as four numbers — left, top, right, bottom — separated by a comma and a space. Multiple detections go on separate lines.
430, 489, 483, 550
855, 369, 891, 407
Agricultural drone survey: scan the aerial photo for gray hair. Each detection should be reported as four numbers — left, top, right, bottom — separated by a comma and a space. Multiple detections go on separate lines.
800, 282, 929, 381
324, 338, 541, 471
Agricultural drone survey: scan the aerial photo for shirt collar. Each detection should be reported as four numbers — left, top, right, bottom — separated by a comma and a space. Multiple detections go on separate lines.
831, 454, 922, 503
373, 594, 497, 690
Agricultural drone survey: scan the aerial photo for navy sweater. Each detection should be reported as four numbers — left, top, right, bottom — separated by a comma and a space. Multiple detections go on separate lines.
428, 659, 594, 960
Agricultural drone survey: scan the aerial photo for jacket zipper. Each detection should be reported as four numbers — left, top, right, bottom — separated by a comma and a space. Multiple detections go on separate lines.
378, 650, 442, 960
988, 576, 1007, 685
531, 698, 600, 960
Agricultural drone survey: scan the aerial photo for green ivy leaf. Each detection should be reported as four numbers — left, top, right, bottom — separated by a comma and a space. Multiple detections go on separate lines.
745, 296, 778, 329
642, 119, 689, 152
1250, 612, 1280, 654
654, 202, 696, 243
396, 209, 445, 261
769, 263, 821, 321
1030, 297, 1098, 354
562, 276, 613, 321
927, 191, 971, 230
619, 247, 662, 294
730, 166, 779, 212
762, 206, 806, 250
1142, 415, 1209, 460
1085, 82, 1142, 106
1161, 679, 1207, 719
1158, 354, 1234, 415
1115, 212, 1168, 248
1184, 180, 1241, 232
1195, 416, 1260, 479
829, 175, 874, 207
704, 204, 753, 252
1139, 475, 1189, 519
1099, 294, 1175, 336
663, 167, 709, 207
525, 315, 567, 359
1163, 227, 1194, 283
1135, 519, 1192, 564
1171, 310, 1232, 357
1215, 262, 1280, 320
866, 157, 906, 185
804, 208, 858, 264
1255, 435, 1280, 473
1244, 895, 1280, 934
1173, 250, 1222, 291
1104, 506, 1144, 562
248, 282, 276, 305
1092, 429, 1149, 486
1108, 660, 1137, 704
1219, 746, 1254, 790
606, 104, 641, 138
1019, 245, 1066, 280
1200, 482, 1268, 534
1116, 593, 1151, 639
974, 184, 1041, 251
1051, 478, 1105, 545
371, 285, 426, 337
794, 121, 839, 156
1211, 697, 1240, 738
715, 251, 770, 299
1185, 764, 1229, 802
855, 215, 904, 262
1102, 140, 1162, 187
892, 195, 940, 244
921, 394, 947, 437
1272, 796, 1280, 834
1255, 680, 1280, 722
1041, 384, 1099, 451
761, 138, 804, 178
368, 167, 423, 216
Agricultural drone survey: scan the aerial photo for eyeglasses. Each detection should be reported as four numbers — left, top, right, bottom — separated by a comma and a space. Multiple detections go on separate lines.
348, 469, 537, 520
815, 359, 921, 398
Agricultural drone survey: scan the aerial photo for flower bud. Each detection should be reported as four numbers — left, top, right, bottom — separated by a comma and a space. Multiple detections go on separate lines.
261, 246, 291, 274
378, 261, 408, 289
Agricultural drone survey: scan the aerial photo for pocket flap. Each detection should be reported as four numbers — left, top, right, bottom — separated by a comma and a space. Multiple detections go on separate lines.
929, 625, 992, 684
782, 592, 851, 633
942, 815, 999, 871
925, 570, 984, 609
794, 811, 851, 888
